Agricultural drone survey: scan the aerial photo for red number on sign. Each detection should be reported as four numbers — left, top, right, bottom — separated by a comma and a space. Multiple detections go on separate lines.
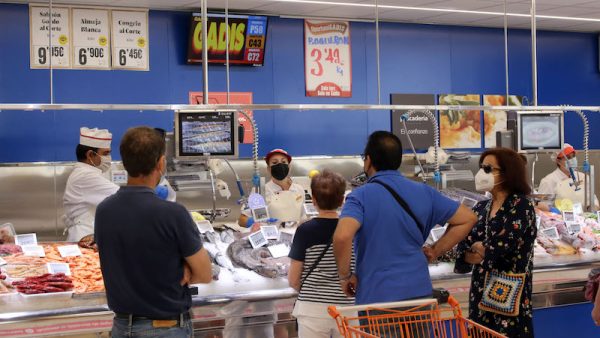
310, 49, 323, 76
325, 48, 341, 64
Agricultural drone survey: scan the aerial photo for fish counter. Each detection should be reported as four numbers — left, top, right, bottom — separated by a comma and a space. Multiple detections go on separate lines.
0, 224, 598, 337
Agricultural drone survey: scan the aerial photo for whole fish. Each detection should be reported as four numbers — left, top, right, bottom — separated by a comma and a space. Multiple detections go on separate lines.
227, 232, 293, 278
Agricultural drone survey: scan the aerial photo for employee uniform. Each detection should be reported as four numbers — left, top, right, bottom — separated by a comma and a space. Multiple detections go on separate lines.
289, 218, 355, 338
264, 180, 305, 197
340, 170, 459, 305
63, 162, 119, 242
95, 186, 202, 337
538, 168, 581, 195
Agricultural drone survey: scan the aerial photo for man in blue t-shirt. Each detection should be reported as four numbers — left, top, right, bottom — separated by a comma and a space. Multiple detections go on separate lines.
95, 126, 212, 338
333, 131, 477, 305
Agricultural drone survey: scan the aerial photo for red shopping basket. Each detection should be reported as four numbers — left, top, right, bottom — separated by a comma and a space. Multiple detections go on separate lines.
328, 296, 506, 338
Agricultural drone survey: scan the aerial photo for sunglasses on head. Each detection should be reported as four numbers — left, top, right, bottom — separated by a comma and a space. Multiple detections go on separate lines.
480, 164, 501, 174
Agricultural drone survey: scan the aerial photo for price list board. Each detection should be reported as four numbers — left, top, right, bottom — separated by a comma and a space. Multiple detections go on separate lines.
29, 6, 71, 69
111, 10, 149, 71
72, 8, 111, 69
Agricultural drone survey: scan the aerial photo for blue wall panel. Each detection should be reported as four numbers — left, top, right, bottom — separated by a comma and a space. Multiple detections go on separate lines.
1, 3, 600, 162
534, 303, 600, 338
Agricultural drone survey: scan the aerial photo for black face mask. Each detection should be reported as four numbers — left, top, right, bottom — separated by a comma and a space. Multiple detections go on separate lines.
270, 163, 290, 181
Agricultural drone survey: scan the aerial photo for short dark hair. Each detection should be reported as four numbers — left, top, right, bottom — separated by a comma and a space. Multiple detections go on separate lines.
479, 148, 532, 196
311, 170, 346, 210
364, 131, 403, 171
120, 126, 166, 177
76, 144, 98, 162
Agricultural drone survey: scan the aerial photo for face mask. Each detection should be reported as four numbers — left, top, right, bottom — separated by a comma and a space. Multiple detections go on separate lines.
474, 169, 500, 192
270, 163, 290, 181
567, 158, 578, 169
92, 152, 112, 173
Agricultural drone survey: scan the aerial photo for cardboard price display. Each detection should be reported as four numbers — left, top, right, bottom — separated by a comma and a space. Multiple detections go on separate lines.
72, 8, 111, 69
111, 10, 149, 70
304, 20, 352, 97
29, 6, 71, 69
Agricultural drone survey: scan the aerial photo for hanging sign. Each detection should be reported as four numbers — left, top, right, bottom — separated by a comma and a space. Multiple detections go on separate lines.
304, 20, 352, 97
29, 5, 71, 69
72, 8, 111, 69
111, 10, 149, 70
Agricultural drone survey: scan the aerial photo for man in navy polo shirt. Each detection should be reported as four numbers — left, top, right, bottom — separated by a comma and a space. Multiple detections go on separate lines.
333, 131, 477, 305
96, 126, 212, 338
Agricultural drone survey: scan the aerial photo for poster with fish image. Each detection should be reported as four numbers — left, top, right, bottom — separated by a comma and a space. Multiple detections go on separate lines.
483, 95, 523, 148
439, 94, 481, 149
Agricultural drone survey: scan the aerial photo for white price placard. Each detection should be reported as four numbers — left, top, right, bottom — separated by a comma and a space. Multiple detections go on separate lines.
248, 231, 268, 249
22, 245, 46, 257
260, 225, 280, 240
111, 10, 149, 70
572, 203, 584, 216
541, 227, 560, 240
47, 263, 71, 276
567, 223, 582, 234
57, 245, 82, 257
0, 257, 6, 266
562, 211, 575, 223
15, 233, 38, 246
267, 244, 290, 258
196, 220, 214, 234
461, 197, 478, 209
430, 226, 447, 242
29, 6, 71, 68
72, 8, 110, 69
304, 20, 351, 97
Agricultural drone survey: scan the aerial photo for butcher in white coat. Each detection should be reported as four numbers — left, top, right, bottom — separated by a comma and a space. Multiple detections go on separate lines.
63, 127, 119, 242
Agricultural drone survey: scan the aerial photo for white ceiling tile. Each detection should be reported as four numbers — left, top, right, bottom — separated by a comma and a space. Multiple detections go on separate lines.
305, 6, 376, 19
535, 6, 600, 18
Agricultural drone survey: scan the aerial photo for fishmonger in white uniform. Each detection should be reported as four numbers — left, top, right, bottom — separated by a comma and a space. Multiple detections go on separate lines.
63, 127, 119, 242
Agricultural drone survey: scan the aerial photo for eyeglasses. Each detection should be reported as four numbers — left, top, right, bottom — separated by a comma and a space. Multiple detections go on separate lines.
480, 164, 502, 174
360, 153, 366, 161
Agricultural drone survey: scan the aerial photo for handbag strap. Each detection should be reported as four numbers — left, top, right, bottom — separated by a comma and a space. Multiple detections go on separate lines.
371, 180, 426, 241
299, 238, 332, 292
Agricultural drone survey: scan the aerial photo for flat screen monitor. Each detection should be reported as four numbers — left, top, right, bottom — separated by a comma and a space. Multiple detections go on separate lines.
174, 111, 238, 160
517, 111, 564, 152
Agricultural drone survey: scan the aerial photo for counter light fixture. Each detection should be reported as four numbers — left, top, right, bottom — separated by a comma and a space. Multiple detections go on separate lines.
263, 0, 600, 23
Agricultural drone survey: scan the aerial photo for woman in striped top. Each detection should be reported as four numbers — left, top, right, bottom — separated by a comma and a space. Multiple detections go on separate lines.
288, 169, 355, 338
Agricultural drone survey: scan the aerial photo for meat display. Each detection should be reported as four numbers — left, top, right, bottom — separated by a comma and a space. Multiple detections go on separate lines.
0, 244, 22, 256
12, 273, 73, 294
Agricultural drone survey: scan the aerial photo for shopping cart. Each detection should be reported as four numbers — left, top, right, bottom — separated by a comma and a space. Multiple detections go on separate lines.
328, 296, 506, 338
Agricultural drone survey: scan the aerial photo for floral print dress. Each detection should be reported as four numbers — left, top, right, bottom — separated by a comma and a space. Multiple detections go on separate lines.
455, 194, 537, 338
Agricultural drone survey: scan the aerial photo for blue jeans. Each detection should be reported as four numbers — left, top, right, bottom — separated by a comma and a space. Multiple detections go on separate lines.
111, 316, 193, 338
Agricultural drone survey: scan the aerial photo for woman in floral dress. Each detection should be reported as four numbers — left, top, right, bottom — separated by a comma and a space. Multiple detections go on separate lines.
455, 148, 536, 338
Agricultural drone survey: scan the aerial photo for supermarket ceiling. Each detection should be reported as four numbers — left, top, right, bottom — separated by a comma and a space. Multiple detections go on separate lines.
6, 0, 600, 32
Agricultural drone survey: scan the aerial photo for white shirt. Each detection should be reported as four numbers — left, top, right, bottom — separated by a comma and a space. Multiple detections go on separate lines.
63, 162, 119, 241
264, 180, 305, 197
538, 167, 598, 207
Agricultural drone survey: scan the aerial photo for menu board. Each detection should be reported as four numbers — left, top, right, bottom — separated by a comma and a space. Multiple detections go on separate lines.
483, 95, 523, 148
72, 8, 111, 69
111, 10, 149, 70
304, 19, 352, 97
29, 6, 71, 68
439, 94, 482, 149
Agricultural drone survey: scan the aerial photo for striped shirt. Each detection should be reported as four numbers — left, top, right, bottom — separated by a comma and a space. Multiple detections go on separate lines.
289, 218, 355, 305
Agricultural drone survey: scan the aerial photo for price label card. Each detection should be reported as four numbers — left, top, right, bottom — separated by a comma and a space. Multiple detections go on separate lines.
304, 20, 351, 97
111, 170, 128, 184
260, 225, 280, 240
461, 197, 478, 209
430, 226, 447, 242
47, 263, 71, 276
196, 220, 214, 234
29, 6, 71, 68
567, 223, 582, 234
0, 257, 6, 266
111, 10, 149, 70
268, 244, 290, 258
251, 206, 270, 222
21, 245, 46, 257
562, 211, 575, 223
248, 230, 268, 249
303, 203, 318, 217
536, 216, 541, 229
248, 193, 267, 210
72, 8, 110, 69
57, 245, 82, 257
572, 203, 584, 216
597, 211, 600, 221
541, 227, 560, 240
15, 233, 38, 246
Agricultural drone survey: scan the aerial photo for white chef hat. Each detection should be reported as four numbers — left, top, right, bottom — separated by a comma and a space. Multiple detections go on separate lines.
80, 127, 112, 149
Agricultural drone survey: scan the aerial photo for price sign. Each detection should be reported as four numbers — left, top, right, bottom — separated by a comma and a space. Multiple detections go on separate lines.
461, 197, 478, 209
29, 6, 71, 68
72, 8, 110, 69
248, 230, 268, 249
567, 223, 582, 234
15, 233, 38, 246
562, 211, 575, 223
47, 263, 71, 276
57, 245, 82, 257
260, 225, 280, 240
268, 244, 290, 258
0, 257, 6, 266
430, 226, 448, 242
572, 203, 583, 216
196, 220, 214, 234
541, 227, 560, 240
111, 10, 149, 70
304, 20, 352, 97
22, 245, 46, 257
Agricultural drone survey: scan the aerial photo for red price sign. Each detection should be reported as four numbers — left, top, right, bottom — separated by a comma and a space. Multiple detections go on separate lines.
304, 20, 352, 97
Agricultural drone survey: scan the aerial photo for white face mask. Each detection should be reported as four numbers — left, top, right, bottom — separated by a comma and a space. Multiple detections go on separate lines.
567, 158, 578, 169
474, 169, 500, 192
97, 155, 112, 173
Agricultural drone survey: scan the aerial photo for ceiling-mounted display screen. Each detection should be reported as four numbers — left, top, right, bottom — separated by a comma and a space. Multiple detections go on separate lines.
517, 111, 564, 152
187, 13, 268, 66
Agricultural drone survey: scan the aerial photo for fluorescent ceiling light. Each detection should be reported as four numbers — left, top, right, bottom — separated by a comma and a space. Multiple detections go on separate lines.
260, 0, 600, 23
